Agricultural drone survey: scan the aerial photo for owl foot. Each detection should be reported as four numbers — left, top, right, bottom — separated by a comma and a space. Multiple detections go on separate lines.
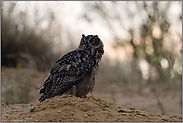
63, 85, 76, 96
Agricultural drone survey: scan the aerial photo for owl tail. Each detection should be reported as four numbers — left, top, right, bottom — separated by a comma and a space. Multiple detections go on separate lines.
39, 87, 44, 94
39, 94, 48, 103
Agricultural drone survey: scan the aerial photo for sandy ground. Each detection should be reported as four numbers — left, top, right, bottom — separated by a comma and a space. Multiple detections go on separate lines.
1, 67, 182, 122
1, 95, 182, 122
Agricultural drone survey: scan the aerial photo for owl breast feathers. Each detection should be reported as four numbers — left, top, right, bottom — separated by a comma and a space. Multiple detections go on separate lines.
39, 34, 104, 102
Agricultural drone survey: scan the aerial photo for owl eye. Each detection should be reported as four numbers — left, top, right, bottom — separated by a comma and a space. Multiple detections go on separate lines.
82, 41, 85, 44
90, 40, 95, 43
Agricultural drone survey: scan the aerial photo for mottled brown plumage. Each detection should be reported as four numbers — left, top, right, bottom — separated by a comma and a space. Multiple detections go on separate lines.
39, 34, 104, 102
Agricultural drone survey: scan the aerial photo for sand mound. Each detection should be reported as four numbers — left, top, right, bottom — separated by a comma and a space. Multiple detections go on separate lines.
1, 95, 182, 122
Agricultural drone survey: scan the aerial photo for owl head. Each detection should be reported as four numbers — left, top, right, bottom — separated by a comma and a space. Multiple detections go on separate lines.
79, 34, 104, 55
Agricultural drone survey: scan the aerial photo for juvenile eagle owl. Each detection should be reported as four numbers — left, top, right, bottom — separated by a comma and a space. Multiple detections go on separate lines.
39, 34, 104, 102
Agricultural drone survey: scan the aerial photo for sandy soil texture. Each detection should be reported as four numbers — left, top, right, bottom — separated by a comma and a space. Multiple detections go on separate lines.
1, 95, 182, 122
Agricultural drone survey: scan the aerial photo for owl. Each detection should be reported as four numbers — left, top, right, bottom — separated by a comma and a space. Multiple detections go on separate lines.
39, 34, 104, 102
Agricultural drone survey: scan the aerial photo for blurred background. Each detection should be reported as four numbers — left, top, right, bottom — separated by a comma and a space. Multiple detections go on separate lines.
1, 1, 182, 116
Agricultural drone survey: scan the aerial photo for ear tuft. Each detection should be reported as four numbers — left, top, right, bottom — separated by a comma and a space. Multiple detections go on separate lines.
94, 35, 98, 38
82, 34, 85, 37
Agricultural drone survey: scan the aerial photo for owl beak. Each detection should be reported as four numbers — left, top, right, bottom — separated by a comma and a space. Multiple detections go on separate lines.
85, 43, 89, 49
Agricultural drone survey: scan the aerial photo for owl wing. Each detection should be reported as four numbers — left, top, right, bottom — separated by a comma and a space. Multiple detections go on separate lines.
39, 49, 96, 102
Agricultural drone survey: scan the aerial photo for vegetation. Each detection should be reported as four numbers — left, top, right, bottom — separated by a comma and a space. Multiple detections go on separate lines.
5, 72, 29, 104
1, 2, 69, 72
83, 1, 182, 86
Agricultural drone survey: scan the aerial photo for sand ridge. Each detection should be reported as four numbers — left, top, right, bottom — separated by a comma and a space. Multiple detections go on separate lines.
1, 95, 182, 122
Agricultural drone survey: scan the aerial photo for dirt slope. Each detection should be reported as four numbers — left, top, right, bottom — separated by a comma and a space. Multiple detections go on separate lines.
1, 95, 182, 122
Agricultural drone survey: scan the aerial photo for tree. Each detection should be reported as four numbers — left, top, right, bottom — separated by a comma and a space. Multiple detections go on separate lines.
82, 1, 182, 87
